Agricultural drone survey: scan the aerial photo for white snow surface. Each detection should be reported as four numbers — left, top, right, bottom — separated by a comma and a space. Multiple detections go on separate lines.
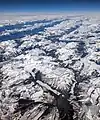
0, 13, 100, 120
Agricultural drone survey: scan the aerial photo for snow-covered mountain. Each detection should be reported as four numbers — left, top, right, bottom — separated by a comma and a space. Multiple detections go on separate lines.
0, 13, 100, 120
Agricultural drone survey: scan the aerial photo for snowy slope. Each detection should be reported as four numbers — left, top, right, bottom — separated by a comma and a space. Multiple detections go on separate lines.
0, 13, 100, 120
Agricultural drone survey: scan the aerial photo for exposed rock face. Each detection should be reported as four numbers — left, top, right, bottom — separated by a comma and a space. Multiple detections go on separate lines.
0, 14, 100, 120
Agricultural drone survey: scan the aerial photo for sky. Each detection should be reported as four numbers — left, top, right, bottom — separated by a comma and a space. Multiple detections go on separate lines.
0, 0, 100, 12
